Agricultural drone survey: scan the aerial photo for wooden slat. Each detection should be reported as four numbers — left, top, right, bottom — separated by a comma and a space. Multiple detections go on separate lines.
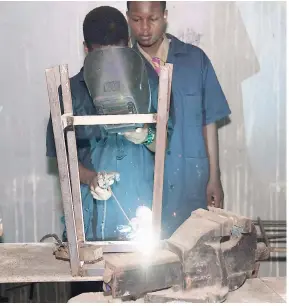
152, 64, 173, 239
59, 64, 85, 243
62, 113, 157, 127
45, 68, 80, 276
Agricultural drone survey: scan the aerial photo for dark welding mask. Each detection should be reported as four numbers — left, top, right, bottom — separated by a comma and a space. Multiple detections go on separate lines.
83, 46, 151, 134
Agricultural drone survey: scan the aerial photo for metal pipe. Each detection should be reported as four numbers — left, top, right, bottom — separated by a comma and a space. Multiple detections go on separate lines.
258, 217, 270, 247
253, 220, 286, 226
258, 234, 287, 239
270, 247, 287, 253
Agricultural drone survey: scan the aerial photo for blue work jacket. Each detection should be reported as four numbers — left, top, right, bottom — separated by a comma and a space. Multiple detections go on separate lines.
135, 34, 231, 238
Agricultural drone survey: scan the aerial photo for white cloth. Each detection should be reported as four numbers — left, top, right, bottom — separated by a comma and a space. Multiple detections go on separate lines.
89, 171, 120, 201
123, 126, 148, 144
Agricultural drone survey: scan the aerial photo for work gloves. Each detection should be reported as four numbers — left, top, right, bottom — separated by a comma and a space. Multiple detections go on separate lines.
123, 125, 149, 144
89, 171, 120, 201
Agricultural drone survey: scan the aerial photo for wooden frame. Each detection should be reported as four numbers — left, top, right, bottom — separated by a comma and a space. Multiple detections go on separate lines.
45, 63, 173, 276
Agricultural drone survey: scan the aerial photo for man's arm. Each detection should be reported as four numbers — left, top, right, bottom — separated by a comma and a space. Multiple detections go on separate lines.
78, 162, 97, 185
201, 51, 231, 208
124, 95, 174, 153
203, 122, 223, 207
123, 124, 171, 153
203, 123, 219, 178
79, 162, 119, 201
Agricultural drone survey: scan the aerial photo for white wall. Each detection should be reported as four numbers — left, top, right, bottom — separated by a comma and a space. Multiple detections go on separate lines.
0, 1, 286, 276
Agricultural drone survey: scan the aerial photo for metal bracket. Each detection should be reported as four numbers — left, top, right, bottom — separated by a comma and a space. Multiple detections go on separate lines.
45, 63, 173, 277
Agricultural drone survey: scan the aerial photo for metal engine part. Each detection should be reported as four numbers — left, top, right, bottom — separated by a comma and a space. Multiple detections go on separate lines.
103, 208, 265, 303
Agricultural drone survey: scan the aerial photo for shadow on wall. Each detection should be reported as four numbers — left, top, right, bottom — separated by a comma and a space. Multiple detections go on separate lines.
47, 158, 58, 176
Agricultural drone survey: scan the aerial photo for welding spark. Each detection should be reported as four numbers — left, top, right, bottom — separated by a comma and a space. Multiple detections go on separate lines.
116, 205, 158, 256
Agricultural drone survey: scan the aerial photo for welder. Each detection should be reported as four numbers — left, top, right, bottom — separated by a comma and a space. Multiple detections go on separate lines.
46, 6, 172, 242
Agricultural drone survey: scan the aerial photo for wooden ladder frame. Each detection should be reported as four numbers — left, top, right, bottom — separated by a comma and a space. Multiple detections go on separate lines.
45, 63, 173, 277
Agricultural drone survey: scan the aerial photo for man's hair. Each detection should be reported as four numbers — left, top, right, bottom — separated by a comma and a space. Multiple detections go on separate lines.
127, 1, 166, 12
83, 6, 129, 49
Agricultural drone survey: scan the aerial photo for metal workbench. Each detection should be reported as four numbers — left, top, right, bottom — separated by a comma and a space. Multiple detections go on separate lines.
67, 277, 286, 303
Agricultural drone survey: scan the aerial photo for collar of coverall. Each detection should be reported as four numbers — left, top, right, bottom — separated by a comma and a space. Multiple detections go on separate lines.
134, 33, 189, 63
137, 34, 171, 66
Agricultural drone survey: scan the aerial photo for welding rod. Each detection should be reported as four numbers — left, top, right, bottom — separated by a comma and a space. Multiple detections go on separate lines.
110, 189, 131, 224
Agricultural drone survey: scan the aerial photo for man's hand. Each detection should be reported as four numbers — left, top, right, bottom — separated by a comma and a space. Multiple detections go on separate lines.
123, 125, 148, 144
203, 122, 224, 208
206, 177, 224, 208
89, 172, 120, 201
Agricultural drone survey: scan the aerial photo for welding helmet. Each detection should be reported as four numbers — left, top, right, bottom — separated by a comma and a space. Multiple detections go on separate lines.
83, 46, 151, 134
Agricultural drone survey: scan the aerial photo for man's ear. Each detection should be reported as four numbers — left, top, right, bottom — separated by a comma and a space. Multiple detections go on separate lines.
83, 41, 89, 54
164, 10, 168, 21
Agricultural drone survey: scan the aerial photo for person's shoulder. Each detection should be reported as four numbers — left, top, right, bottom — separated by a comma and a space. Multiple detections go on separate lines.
186, 44, 206, 59
167, 34, 206, 60
69, 69, 86, 93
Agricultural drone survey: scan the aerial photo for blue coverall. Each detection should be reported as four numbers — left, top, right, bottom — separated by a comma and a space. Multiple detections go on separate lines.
134, 34, 231, 238
46, 65, 172, 241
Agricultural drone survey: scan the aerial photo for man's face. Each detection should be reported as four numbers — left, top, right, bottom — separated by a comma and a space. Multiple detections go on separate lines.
127, 1, 167, 48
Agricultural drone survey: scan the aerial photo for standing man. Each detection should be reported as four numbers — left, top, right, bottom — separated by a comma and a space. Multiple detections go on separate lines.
127, 1, 231, 238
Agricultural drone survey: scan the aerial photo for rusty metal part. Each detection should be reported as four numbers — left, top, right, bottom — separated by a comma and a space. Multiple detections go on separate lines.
103, 250, 182, 299
40, 233, 70, 262
66, 115, 74, 128
52, 243, 103, 264
39, 233, 76, 262
45, 67, 81, 276
258, 217, 270, 248
251, 262, 261, 278
40, 234, 64, 246
101, 208, 262, 303
54, 245, 70, 261
59, 65, 85, 243
255, 217, 286, 255
255, 242, 270, 261
253, 220, 286, 226
65, 114, 157, 126
152, 64, 173, 239
166, 208, 257, 294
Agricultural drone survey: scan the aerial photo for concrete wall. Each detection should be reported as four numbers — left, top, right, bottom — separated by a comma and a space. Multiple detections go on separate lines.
0, 1, 286, 278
